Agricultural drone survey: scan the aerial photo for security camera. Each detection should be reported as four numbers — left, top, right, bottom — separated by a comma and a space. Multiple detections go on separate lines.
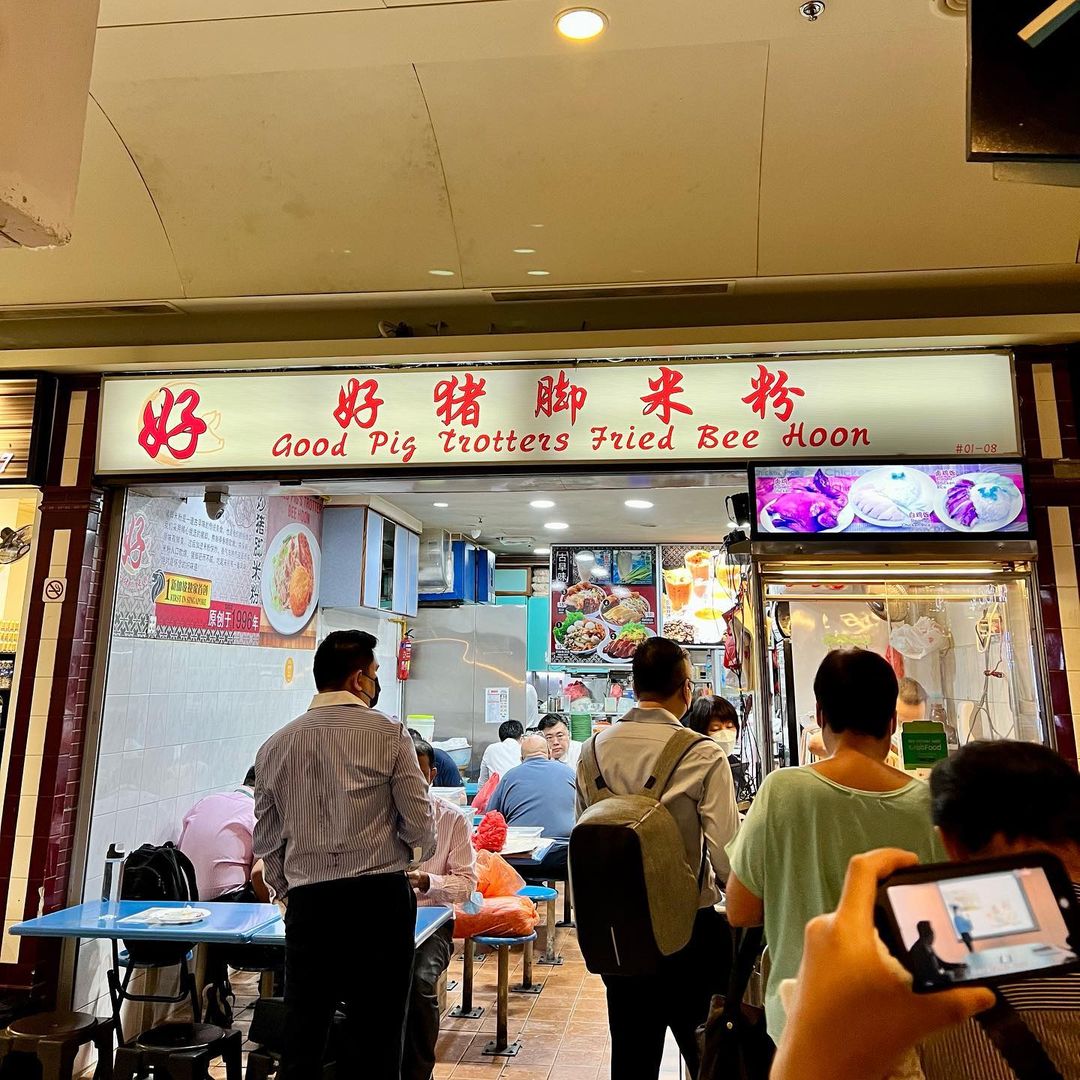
204, 485, 230, 521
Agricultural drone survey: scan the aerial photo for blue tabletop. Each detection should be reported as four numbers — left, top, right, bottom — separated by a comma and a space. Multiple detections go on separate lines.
249, 905, 453, 949
9, 901, 282, 945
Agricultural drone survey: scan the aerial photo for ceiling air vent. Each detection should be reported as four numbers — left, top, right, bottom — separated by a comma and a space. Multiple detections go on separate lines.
491, 281, 735, 303
0, 301, 182, 320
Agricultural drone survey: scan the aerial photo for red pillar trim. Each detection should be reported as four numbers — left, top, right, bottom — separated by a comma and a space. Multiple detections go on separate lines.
0, 381, 110, 1001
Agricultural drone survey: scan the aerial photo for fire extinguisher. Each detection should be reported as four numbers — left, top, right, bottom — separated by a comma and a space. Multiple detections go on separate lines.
397, 631, 413, 681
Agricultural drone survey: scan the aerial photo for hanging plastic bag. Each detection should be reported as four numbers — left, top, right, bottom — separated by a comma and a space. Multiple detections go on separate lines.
474, 849, 526, 898
473, 773, 501, 814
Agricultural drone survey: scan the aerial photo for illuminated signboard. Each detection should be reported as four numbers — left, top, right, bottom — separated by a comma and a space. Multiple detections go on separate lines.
750, 461, 1030, 539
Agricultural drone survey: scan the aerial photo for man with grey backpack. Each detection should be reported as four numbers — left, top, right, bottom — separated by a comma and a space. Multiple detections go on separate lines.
571, 637, 740, 1080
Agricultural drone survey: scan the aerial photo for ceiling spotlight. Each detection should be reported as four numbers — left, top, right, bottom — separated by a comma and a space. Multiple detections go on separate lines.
428, 269, 455, 277
545, 521, 569, 531
624, 499, 654, 510
534, 547, 551, 556
432, 502, 449, 508
530, 499, 556, 509
556, 7, 608, 40
528, 270, 551, 277
514, 248, 537, 254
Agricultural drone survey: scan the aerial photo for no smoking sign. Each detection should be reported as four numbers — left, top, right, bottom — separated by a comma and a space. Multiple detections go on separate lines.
42, 578, 67, 604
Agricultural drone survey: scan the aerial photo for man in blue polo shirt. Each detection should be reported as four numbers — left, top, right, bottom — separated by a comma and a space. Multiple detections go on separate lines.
487, 734, 575, 876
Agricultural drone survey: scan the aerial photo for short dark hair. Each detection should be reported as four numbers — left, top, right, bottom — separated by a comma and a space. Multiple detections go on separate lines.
684, 696, 739, 737
813, 648, 897, 739
898, 678, 928, 707
244, 766, 256, 787
412, 736, 435, 773
499, 720, 524, 742
633, 637, 691, 700
538, 714, 569, 733
930, 740, 1080, 854
313, 630, 377, 692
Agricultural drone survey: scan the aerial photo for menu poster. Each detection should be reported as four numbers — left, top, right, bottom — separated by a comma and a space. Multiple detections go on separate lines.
751, 461, 1029, 538
658, 545, 739, 647
550, 546, 658, 666
114, 493, 323, 649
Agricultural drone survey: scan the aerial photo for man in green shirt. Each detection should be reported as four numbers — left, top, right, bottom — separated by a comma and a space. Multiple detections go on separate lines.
725, 648, 944, 1039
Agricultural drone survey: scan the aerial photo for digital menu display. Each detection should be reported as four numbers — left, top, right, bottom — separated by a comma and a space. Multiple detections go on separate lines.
750, 461, 1029, 538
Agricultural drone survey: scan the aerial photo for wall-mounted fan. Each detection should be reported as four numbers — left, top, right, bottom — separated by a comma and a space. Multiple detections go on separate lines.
0, 526, 32, 565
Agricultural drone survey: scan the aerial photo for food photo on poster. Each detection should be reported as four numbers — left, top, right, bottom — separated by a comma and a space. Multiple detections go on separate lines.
550, 546, 658, 666
658, 544, 742, 647
750, 461, 1029, 538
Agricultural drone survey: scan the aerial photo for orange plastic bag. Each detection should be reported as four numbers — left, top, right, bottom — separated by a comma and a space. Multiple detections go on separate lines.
453, 895, 539, 940
475, 850, 526, 898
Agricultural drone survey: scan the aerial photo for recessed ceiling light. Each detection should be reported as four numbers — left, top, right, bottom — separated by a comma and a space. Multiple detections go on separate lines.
534, 547, 551, 556
624, 499, 654, 509
530, 499, 556, 509
513, 248, 537, 254
529, 223, 545, 229
544, 521, 569, 531
528, 270, 551, 277
555, 7, 608, 40
433, 502, 449, 508
428, 269, 455, 277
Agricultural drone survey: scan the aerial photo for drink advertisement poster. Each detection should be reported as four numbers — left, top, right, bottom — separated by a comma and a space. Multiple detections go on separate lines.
114, 492, 323, 649
658, 545, 739, 648
549, 546, 658, 667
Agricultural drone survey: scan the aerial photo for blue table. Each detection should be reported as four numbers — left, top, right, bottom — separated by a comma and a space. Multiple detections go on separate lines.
465, 783, 479, 801
9, 900, 281, 944
248, 905, 453, 949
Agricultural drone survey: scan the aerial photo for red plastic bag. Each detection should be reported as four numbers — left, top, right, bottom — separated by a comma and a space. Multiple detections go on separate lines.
453, 895, 539, 940
473, 773, 501, 815
474, 850, 525, 898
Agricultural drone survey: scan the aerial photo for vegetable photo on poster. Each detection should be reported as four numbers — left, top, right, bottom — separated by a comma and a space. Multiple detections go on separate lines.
549, 547, 657, 666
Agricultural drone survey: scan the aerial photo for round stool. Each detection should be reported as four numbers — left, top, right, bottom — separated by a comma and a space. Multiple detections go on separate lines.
0, 1011, 114, 1080
115, 1022, 241, 1080
134, 1023, 226, 1051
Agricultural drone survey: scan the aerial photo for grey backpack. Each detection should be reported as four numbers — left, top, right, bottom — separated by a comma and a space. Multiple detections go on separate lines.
570, 728, 707, 975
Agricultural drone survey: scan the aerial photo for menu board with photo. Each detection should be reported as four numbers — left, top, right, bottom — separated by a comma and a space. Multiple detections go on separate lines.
549, 546, 658, 666
751, 462, 1030, 538
658, 545, 739, 648
113, 492, 323, 649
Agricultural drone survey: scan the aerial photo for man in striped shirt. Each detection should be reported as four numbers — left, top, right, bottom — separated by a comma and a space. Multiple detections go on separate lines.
919, 741, 1080, 1079
403, 737, 477, 1080
254, 630, 435, 1080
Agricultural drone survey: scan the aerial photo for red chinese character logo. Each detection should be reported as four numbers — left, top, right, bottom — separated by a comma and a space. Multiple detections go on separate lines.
121, 514, 148, 572
535, 371, 588, 425
138, 387, 207, 461
741, 364, 805, 422
434, 373, 487, 428
334, 378, 384, 430
641, 366, 692, 425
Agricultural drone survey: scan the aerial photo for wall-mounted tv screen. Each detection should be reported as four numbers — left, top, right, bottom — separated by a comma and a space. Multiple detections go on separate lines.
750, 461, 1030, 539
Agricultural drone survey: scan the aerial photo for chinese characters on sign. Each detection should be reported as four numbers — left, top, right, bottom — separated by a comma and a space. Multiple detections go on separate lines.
97, 353, 1020, 474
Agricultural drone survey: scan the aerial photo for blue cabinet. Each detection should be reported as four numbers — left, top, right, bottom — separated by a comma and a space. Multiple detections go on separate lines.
526, 595, 550, 672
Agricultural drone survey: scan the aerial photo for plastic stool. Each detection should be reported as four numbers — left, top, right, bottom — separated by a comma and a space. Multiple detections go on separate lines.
518, 885, 561, 966
114, 1022, 241, 1080
472, 933, 538, 1057
0, 1012, 114, 1080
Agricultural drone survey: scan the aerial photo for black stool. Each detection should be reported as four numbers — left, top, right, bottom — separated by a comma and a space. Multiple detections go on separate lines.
0, 1012, 114, 1080
114, 1022, 241, 1080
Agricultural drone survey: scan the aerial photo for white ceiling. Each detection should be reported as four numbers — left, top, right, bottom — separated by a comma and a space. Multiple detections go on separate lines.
0, 0, 1078, 308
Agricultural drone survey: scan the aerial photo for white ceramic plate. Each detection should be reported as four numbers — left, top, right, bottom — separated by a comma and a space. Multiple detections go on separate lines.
261, 523, 321, 636
935, 474, 1023, 533
758, 500, 856, 535
848, 467, 937, 528
597, 626, 655, 665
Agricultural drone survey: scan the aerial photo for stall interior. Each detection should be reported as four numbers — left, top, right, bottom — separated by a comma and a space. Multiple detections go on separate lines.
0, 492, 36, 752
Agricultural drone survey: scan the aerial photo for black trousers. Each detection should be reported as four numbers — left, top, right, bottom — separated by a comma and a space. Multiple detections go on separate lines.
281, 873, 416, 1080
401, 922, 454, 1080
602, 907, 733, 1080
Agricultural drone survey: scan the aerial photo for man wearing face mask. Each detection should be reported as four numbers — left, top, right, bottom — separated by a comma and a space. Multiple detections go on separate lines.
575, 637, 740, 1079
254, 631, 435, 1080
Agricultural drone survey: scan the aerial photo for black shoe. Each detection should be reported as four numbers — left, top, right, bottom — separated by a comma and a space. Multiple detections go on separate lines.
203, 984, 235, 1028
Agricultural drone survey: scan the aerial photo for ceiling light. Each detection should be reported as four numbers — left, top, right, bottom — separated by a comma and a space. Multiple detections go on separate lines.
529, 223, 545, 229
530, 499, 556, 509
624, 499, 654, 510
545, 521, 569, 531
433, 502, 449, 508
556, 7, 608, 40
528, 270, 551, 277
428, 269, 455, 277
534, 547, 551, 556
513, 248, 537, 254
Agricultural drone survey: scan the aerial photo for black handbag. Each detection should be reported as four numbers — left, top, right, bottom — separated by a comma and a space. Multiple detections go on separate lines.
697, 926, 775, 1080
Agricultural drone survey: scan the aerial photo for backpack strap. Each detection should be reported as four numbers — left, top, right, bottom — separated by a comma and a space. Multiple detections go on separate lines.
643, 728, 705, 801
976, 995, 1064, 1080
578, 736, 611, 805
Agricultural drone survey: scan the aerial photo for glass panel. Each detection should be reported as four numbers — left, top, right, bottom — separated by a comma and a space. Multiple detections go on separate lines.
380, 519, 396, 610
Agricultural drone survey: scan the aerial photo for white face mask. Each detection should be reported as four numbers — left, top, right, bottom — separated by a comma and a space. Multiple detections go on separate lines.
712, 731, 737, 755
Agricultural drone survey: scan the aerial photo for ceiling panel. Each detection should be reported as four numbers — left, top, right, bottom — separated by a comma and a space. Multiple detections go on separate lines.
0, 100, 183, 305
758, 27, 1080, 276
417, 43, 768, 287
91, 66, 461, 297
99, 1, 385, 27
